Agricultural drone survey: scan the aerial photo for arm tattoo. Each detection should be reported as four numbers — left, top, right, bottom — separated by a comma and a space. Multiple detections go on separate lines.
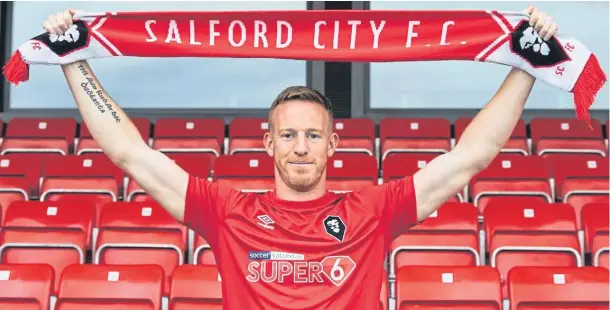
77, 64, 122, 123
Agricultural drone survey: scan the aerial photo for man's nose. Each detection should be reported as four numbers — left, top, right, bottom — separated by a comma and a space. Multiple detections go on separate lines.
294, 132, 309, 155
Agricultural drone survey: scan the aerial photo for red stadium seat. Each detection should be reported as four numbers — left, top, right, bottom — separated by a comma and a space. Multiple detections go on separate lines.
469, 155, 552, 213
152, 118, 224, 167
169, 265, 222, 310
326, 153, 377, 193
550, 154, 609, 224
55, 264, 164, 310
1, 118, 77, 156
379, 118, 451, 160
582, 202, 609, 269
214, 153, 274, 193
228, 117, 267, 154
390, 203, 480, 283
395, 266, 502, 309
94, 201, 187, 294
382, 153, 463, 202
192, 235, 217, 265
333, 118, 375, 155
78, 118, 150, 155
0, 200, 94, 293
40, 155, 122, 225
484, 201, 582, 298
0, 264, 54, 310
126, 153, 211, 202
455, 117, 528, 155
0, 154, 50, 219
507, 266, 609, 310
530, 118, 606, 157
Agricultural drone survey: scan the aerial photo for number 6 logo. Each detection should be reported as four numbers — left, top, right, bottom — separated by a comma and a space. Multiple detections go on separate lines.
321, 256, 356, 286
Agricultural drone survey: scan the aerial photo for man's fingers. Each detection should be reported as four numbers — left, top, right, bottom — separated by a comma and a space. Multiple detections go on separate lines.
43, 20, 56, 35
539, 17, 553, 39
534, 12, 546, 32
544, 23, 558, 41
48, 14, 62, 34
529, 7, 539, 26
523, 4, 535, 15
56, 12, 68, 32
64, 9, 73, 27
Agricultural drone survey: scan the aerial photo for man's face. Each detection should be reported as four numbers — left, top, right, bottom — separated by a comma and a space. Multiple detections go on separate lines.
264, 100, 338, 192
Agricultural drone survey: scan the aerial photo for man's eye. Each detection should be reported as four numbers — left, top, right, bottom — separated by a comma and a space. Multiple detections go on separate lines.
309, 133, 321, 139
281, 133, 293, 139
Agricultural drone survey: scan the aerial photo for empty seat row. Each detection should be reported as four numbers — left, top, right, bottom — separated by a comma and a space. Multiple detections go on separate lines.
0, 152, 604, 223
1, 200, 607, 295
0, 264, 607, 310
0, 117, 607, 158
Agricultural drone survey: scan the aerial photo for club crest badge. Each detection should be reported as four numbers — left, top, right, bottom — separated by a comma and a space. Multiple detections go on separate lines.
324, 215, 346, 242
509, 20, 571, 68
33, 20, 90, 56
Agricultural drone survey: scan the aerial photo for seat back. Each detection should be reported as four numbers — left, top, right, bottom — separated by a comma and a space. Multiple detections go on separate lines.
167, 153, 212, 178
5, 118, 77, 140
0, 154, 45, 199
507, 266, 609, 310
56, 264, 164, 310
327, 153, 377, 192
0, 264, 54, 310
530, 118, 605, 157
333, 118, 375, 155
42, 155, 123, 180
214, 153, 274, 192
169, 265, 222, 310
582, 202, 609, 267
228, 117, 267, 154
531, 118, 603, 141
382, 153, 440, 182
81, 118, 150, 140
396, 266, 502, 309
379, 118, 451, 158
470, 155, 552, 211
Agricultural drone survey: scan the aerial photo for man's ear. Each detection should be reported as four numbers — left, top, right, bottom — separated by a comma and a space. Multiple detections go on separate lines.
327, 132, 339, 157
264, 132, 274, 157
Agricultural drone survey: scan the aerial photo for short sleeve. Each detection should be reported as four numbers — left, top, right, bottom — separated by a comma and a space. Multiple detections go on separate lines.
183, 174, 240, 249
359, 177, 418, 240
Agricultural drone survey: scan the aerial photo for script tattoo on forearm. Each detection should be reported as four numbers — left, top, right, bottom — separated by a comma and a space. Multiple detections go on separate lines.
77, 64, 122, 123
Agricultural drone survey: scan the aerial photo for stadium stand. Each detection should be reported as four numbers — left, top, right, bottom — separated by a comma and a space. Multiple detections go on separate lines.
0, 116, 607, 309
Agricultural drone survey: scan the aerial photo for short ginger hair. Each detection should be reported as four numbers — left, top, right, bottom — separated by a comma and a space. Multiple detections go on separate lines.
268, 86, 334, 131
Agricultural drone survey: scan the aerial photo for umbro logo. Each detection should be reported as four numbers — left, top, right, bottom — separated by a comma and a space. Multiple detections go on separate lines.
257, 214, 275, 230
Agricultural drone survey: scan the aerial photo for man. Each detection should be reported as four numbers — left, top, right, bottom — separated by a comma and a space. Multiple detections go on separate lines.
43, 5, 557, 309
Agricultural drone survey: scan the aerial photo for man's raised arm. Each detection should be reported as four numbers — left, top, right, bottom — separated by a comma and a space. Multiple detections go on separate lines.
412, 6, 557, 222
47, 10, 189, 222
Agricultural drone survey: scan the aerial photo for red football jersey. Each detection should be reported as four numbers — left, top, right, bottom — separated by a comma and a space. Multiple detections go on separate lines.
184, 174, 417, 310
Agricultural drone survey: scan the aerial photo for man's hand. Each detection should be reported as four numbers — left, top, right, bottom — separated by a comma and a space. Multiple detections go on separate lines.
524, 5, 558, 41
43, 8, 78, 35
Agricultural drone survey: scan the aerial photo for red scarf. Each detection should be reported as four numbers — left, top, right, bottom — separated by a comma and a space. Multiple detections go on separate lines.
3, 10, 606, 124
